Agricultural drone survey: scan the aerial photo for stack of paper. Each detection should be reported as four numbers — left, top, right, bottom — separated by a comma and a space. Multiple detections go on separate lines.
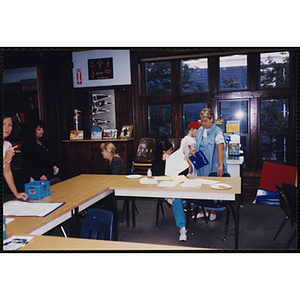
157, 181, 178, 188
139, 178, 158, 184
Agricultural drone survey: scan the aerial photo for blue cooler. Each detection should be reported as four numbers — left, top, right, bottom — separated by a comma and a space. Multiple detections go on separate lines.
25, 181, 51, 200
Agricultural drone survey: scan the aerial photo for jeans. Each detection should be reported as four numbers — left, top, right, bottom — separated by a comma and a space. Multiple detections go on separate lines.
172, 198, 186, 229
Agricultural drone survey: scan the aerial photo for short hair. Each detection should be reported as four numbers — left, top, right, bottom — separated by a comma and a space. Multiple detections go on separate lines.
100, 142, 118, 157
199, 108, 214, 120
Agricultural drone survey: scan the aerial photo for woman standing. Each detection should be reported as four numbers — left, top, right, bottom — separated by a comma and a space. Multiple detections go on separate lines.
195, 108, 227, 220
3, 114, 28, 200
100, 142, 126, 175
21, 119, 59, 185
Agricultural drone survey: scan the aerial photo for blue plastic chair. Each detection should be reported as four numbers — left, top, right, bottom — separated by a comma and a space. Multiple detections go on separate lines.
192, 172, 235, 241
80, 208, 114, 241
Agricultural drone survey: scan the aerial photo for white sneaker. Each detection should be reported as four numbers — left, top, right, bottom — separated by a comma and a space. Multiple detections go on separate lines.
209, 212, 216, 221
165, 198, 175, 206
192, 210, 209, 219
179, 227, 187, 242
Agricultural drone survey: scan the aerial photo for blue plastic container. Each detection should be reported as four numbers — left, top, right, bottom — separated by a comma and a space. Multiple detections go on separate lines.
3, 218, 7, 240
24, 181, 51, 200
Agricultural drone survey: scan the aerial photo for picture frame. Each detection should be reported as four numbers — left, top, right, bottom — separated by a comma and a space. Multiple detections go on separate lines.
119, 125, 133, 139
88, 57, 113, 80
103, 129, 117, 139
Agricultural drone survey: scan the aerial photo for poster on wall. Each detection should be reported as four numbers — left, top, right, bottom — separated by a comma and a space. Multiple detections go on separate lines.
88, 58, 113, 80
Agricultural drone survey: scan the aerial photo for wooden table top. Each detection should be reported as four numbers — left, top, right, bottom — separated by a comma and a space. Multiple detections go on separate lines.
20, 235, 206, 251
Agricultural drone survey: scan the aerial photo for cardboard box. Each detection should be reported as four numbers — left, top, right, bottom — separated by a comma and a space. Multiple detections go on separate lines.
70, 130, 84, 140
24, 181, 51, 200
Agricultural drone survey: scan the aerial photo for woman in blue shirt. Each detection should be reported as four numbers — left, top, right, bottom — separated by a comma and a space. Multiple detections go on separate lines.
195, 108, 227, 220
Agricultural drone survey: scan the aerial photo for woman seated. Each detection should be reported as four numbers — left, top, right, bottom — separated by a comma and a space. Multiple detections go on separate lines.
21, 119, 60, 185
100, 142, 126, 175
151, 140, 188, 242
3, 114, 28, 200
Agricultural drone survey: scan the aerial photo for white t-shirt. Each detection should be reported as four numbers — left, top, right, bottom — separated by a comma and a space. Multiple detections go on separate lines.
3, 140, 12, 168
203, 128, 224, 144
180, 135, 197, 176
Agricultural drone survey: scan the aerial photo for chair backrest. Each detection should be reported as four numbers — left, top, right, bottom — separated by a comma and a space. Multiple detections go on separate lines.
169, 138, 181, 152
80, 208, 114, 241
136, 138, 156, 159
209, 172, 231, 177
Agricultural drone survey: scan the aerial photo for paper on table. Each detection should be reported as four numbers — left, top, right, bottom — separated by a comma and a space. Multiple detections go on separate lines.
3, 200, 65, 217
3, 235, 34, 251
154, 176, 172, 181
180, 180, 203, 188
139, 178, 158, 184
157, 181, 178, 188
192, 178, 220, 185
165, 149, 189, 176
170, 175, 188, 183
5, 218, 15, 224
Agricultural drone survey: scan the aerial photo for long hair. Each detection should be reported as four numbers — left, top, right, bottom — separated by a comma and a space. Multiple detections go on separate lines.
3, 113, 20, 141
25, 119, 46, 144
155, 140, 173, 159
100, 142, 120, 158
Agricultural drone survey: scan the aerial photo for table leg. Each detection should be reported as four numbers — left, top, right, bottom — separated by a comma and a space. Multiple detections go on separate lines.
131, 198, 136, 228
111, 192, 118, 241
235, 194, 240, 249
71, 207, 80, 237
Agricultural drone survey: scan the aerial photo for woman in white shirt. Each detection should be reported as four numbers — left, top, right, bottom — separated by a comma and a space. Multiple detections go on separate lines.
3, 114, 28, 200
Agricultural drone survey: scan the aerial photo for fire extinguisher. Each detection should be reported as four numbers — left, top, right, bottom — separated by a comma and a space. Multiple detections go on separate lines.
73, 109, 81, 131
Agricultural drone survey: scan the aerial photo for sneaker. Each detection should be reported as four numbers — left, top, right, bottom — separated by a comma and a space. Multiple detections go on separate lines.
192, 210, 209, 219
165, 198, 175, 206
179, 227, 187, 242
209, 212, 216, 221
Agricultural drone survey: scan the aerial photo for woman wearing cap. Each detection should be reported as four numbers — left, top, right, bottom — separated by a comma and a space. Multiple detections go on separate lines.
194, 108, 227, 221
180, 121, 200, 177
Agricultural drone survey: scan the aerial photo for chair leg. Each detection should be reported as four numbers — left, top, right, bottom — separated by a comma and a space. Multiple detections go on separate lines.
202, 206, 208, 224
223, 207, 230, 242
272, 216, 289, 243
285, 229, 296, 249
192, 205, 198, 235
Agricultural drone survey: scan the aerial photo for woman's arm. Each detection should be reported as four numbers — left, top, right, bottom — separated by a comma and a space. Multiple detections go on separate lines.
216, 143, 224, 177
3, 146, 15, 166
3, 163, 28, 200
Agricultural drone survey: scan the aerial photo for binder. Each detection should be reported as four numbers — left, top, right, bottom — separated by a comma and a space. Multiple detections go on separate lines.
188, 150, 209, 170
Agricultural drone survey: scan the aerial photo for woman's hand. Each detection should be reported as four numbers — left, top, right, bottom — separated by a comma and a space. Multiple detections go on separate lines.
217, 166, 224, 177
15, 192, 28, 201
40, 175, 48, 181
3, 147, 15, 165
162, 154, 170, 161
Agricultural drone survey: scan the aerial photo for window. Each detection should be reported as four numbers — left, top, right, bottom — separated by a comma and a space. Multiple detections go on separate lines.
220, 100, 249, 169
182, 102, 208, 136
146, 61, 171, 95
260, 99, 289, 164
260, 52, 289, 88
219, 55, 247, 91
181, 58, 208, 93
148, 104, 172, 137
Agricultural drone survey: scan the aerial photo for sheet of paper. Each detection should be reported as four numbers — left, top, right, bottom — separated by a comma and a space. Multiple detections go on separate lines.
3, 200, 65, 217
180, 180, 203, 188
157, 181, 178, 188
171, 175, 188, 183
192, 179, 220, 185
165, 149, 189, 176
3, 235, 34, 251
154, 176, 172, 181
5, 218, 15, 224
139, 178, 158, 184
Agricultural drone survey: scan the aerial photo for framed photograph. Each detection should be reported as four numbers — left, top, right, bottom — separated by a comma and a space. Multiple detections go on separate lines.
119, 125, 133, 139
103, 129, 117, 139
